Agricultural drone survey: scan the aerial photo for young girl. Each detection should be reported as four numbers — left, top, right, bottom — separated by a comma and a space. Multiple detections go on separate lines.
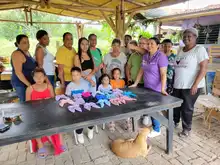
98, 74, 112, 92
109, 68, 132, 131
110, 68, 125, 89
26, 68, 65, 158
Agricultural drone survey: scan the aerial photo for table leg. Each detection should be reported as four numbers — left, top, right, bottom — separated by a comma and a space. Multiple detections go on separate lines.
132, 116, 139, 132
166, 108, 173, 154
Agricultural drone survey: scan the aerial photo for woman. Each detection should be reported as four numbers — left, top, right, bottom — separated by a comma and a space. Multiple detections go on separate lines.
11, 34, 37, 102
173, 28, 208, 137
74, 37, 96, 142
130, 37, 168, 138
35, 30, 55, 87
103, 39, 127, 79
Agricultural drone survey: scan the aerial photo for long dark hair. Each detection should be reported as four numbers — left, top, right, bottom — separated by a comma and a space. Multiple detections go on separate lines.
78, 37, 94, 69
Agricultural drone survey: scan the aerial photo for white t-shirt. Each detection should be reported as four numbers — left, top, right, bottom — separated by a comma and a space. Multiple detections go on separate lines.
104, 52, 127, 78
174, 45, 209, 89
65, 79, 89, 96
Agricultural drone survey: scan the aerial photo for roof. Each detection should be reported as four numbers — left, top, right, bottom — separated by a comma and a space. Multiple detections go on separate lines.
0, 0, 187, 21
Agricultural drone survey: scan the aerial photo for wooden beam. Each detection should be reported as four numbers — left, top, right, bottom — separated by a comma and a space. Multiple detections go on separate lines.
24, 8, 29, 25
0, 7, 24, 11
30, 9, 33, 26
126, 0, 187, 13
100, 11, 116, 33
24, 0, 114, 12
85, 0, 113, 15
158, 8, 220, 22
124, 0, 146, 7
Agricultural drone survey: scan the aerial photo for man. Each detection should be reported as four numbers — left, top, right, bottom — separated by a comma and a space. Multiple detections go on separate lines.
56, 32, 76, 89
121, 34, 132, 57
88, 33, 103, 81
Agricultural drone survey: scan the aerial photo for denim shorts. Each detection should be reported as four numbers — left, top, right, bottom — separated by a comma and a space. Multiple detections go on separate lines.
47, 75, 55, 88
13, 85, 26, 103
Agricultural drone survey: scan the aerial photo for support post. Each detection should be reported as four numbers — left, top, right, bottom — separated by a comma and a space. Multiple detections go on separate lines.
115, 0, 125, 41
76, 23, 84, 39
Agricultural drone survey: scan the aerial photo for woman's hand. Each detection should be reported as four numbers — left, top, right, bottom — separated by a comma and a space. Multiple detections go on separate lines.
90, 80, 96, 87
161, 89, 168, 96
129, 83, 137, 88
84, 74, 93, 81
191, 84, 198, 95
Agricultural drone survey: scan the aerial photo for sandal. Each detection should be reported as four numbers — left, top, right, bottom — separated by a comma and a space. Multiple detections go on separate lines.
37, 147, 48, 159
60, 145, 67, 152
108, 122, 115, 132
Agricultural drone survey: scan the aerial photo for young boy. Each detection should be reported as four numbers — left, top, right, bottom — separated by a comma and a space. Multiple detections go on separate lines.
65, 67, 94, 144
126, 40, 143, 86
161, 39, 176, 95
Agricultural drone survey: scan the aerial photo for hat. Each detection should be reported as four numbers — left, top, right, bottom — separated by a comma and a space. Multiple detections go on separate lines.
183, 28, 199, 38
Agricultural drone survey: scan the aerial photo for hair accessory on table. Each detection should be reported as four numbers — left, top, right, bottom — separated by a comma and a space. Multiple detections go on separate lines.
67, 104, 82, 113
59, 99, 75, 107
97, 99, 111, 108
120, 96, 137, 101
96, 94, 108, 101
110, 97, 126, 105
71, 89, 84, 96
72, 93, 82, 99
55, 95, 69, 101
82, 92, 91, 98
84, 102, 100, 111
112, 89, 123, 98
123, 91, 137, 98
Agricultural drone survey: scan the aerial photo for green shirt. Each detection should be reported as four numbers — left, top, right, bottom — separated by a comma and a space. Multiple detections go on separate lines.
90, 48, 102, 67
127, 52, 143, 83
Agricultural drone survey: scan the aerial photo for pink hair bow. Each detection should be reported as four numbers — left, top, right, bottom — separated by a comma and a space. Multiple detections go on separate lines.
110, 97, 126, 106
59, 99, 75, 107
120, 96, 137, 102
55, 95, 69, 101
84, 102, 100, 111
82, 92, 91, 98
68, 103, 82, 113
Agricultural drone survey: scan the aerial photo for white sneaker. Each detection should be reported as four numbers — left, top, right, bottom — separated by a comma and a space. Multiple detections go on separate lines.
147, 130, 161, 138
87, 128, 94, 140
142, 115, 151, 126
77, 133, 84, 144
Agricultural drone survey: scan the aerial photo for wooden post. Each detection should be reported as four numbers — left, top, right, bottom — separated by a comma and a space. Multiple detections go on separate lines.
76, 23, 84, 39
24, 8, 29, 25
116, 0, 125, 42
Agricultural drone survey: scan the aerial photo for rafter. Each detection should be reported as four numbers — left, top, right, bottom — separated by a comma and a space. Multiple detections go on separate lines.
100, 10, 116, 33
126, 0, 187, 13
124, 0, 146, 7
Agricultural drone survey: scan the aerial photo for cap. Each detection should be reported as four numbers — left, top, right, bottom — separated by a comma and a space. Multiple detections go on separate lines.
183, 28, 199, 38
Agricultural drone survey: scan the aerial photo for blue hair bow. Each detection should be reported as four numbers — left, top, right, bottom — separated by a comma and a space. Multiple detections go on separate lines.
123, 91, 137, 98
97, 99, 111, 108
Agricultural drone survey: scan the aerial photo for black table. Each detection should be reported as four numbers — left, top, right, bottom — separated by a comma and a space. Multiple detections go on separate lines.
0, 88, 182, 154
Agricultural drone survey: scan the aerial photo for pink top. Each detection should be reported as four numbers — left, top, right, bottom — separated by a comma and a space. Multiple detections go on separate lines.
31, 85, 51, 100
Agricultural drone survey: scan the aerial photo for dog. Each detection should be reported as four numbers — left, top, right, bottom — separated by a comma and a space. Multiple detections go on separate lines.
111, 127, 151, 158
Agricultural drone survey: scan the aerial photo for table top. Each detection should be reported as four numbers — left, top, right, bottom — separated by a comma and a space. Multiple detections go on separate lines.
0, 88, 182, 146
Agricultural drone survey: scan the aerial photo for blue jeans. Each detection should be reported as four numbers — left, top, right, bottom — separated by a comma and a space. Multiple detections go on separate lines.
151, 117, 160, 132
47, 75, 55, 88
13, 85, 26, 103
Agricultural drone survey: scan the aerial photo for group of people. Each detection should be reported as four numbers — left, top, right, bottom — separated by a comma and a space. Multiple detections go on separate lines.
10, 27, 208, 157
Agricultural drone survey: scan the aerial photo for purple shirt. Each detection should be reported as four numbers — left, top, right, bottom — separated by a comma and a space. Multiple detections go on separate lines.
142, 50, 168, 92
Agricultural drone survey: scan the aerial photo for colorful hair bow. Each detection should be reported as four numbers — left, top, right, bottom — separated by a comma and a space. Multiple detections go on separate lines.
71, 89, 84, 96
67, 103, 82, 113
97, 99, 111, 108
96, 94, 108, 101
123, 91, 137, 98
82, 92, 91, 98
59, 99, 75, 107
84, 102, 100, 111
120, 96, 137, 101
55, 95, 69, 101
110, 97, 126, 106
72, 93, 82, 99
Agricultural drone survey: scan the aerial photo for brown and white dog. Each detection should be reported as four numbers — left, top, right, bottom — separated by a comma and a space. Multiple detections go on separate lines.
111, 127, 151, 158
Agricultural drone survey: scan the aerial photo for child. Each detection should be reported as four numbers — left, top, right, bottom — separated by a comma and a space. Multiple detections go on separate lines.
98, 74, 112, 93
161, 39, 176, 95
109, 68, 132, 131
65, 67, 94, 144
110, 68, 125, 89
26, 68, 65, 158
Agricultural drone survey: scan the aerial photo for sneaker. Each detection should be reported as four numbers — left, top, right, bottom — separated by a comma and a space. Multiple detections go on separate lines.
178, 130, 191, 138
77, 133, 84, 144
142, 115, 151, 126
148, 130, 161, 138
87, 128, 94, 140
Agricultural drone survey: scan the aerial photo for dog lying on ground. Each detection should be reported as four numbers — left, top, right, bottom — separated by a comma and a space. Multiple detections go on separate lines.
111, 127, 151, 158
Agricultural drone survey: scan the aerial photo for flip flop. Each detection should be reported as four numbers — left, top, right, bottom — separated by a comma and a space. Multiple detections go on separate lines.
37, 147, 48, 159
